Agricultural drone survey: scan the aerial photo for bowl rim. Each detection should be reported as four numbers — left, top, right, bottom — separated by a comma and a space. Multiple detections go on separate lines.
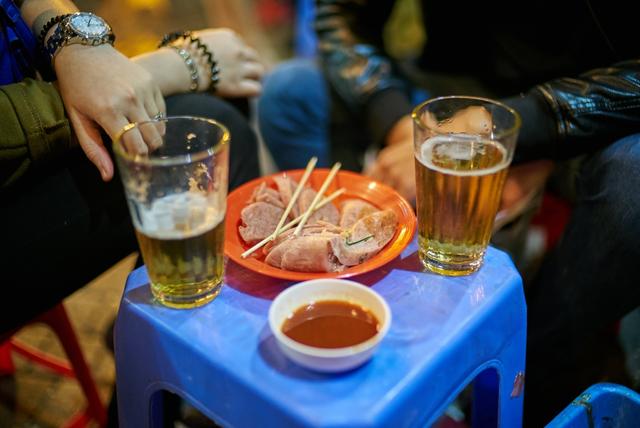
268, 279, 392, 358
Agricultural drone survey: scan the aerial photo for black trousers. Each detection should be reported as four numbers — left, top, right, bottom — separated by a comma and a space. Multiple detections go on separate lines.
1, 93, 260, 334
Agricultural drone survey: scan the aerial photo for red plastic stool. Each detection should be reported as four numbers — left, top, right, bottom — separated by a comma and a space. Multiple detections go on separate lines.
0, 303, 107, 428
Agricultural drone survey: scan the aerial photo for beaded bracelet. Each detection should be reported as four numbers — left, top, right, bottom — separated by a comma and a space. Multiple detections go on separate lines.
159, 31, 220, 92
168, 45, 199, 92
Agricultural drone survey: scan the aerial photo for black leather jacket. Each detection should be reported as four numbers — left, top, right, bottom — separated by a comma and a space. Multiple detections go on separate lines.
316, 0, 640, 162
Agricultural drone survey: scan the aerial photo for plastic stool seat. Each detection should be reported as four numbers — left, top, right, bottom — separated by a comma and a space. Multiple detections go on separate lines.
546, 383, 640, 427
115, 239, 526, 427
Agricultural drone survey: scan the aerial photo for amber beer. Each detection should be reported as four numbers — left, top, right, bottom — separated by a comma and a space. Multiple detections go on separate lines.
415, 134, 509, 275
114, 117, 229, 308
134, 193, 225, 308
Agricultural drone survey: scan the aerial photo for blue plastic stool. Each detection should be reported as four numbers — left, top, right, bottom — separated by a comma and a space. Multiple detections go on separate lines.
115, 239, 526, 427
546, 383, 640, 427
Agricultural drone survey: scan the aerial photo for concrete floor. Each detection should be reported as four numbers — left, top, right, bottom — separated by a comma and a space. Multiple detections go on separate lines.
0, 254, 137, 427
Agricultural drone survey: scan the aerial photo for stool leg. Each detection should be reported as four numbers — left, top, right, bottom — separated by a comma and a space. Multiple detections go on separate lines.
472, 367, 499, 427
0, 340, 15, 375
41, 304, 108, 427
496, 335, 526, 428
115, 311, 163, 428
472, 334, 526, 428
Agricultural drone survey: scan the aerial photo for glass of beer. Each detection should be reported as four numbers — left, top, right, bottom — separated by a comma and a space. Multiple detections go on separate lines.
114, 116, 229, 308
412, 96, 521, 276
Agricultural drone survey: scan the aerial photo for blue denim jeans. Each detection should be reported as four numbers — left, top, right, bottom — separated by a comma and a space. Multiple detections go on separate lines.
525, 133, 640, 424
258, 59, 428, 171
258, 59, 331, 170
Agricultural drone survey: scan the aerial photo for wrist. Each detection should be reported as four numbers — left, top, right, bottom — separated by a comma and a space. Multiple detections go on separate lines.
158, 30, 220, 92
133, 48, 192, 96
53, 43, 111, 71
44, 12, 115, 71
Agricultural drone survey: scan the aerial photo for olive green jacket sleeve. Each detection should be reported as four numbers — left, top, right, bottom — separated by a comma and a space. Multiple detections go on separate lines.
0, 78, 72, 189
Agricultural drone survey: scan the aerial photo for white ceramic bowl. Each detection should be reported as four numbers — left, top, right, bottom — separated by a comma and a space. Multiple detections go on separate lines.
268, 279, 392, 372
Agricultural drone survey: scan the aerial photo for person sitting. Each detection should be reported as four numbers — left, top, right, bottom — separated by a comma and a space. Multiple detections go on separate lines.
257, 0, 640, 424
1, 0, 264, 334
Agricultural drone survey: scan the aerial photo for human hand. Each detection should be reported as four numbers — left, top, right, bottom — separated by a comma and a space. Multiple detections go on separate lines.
365, 106, 493, 202
366, 140, 416, 201
55, 44, 166, 181
500, 160, 554, 211
192, 28, 264, 97
424, 105, 492, 135
364, 116, 415, 200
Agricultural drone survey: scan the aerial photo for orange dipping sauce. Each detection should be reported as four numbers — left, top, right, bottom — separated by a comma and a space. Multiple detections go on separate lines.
282, 300, 380, 348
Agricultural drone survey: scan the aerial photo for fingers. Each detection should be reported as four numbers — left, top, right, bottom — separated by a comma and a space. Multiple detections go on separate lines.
437, 106, 493, 134
464, 106, 492, 134
397, 175, 416, 201
365, 159, 385, 181
240, 46, 259, 62
153, 87, 166, 117
93, 86, 166, 157
235, 79, 263, 97
243, 61, 265, 81
152, 89, 167, 142
141, 93, 165, 151
68, 109, 114, 181
366, 144, 417, 200
130, 101, 164, 153
93, 102, 147, 157
97, 98, 149, 155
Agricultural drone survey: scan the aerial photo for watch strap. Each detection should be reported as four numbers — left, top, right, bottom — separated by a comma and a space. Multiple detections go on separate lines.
44, 13, 116, 62
37, 14, 71, 50
44, 23, 65, 59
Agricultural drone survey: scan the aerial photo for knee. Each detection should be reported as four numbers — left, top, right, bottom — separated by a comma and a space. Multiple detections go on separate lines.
167, 93, 258, 155
579, 133, 640, 226
583, 133, 640, 188
258, 59, 328, 126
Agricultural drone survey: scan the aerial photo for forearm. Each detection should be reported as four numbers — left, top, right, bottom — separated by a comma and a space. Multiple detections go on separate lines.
317, 0, 399, 106
316, 0, 411, 145
385, 115, 413, 147
132, 48, 193, 97
18, 0, 78, 35
504, 60, 640, 163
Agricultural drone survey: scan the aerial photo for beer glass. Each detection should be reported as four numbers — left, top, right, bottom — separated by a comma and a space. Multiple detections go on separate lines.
412, 96, 521, 276
114, 116, 229, 308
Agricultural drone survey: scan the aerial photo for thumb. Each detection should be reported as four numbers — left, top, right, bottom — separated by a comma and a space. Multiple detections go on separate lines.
69, 109, 114, 181
365, 154, 388, 181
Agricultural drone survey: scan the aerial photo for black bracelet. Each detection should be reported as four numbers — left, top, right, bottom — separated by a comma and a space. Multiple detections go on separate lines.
38, 14, 70, 51
159, 30, 220, 92
158, 30, 190, 48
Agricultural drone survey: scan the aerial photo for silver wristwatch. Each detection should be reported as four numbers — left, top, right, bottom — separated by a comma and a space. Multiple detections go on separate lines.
45, 12, 115, 61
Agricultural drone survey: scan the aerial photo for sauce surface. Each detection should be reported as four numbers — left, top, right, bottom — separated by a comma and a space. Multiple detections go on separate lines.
282, 300, 379, 348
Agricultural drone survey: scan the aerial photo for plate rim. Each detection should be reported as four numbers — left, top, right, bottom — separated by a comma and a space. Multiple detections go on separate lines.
224, 169, 416, 281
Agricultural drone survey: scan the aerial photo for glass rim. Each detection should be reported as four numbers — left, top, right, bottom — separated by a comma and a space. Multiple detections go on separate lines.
113, 115, 230, 166
411, 95, 522, 138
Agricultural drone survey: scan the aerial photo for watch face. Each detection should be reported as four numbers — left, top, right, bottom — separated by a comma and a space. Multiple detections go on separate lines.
69, 13, 108, 37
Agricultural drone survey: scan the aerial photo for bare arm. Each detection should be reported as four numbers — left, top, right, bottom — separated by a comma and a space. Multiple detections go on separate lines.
18, 0, 78, 35
133, 29, 264, 98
